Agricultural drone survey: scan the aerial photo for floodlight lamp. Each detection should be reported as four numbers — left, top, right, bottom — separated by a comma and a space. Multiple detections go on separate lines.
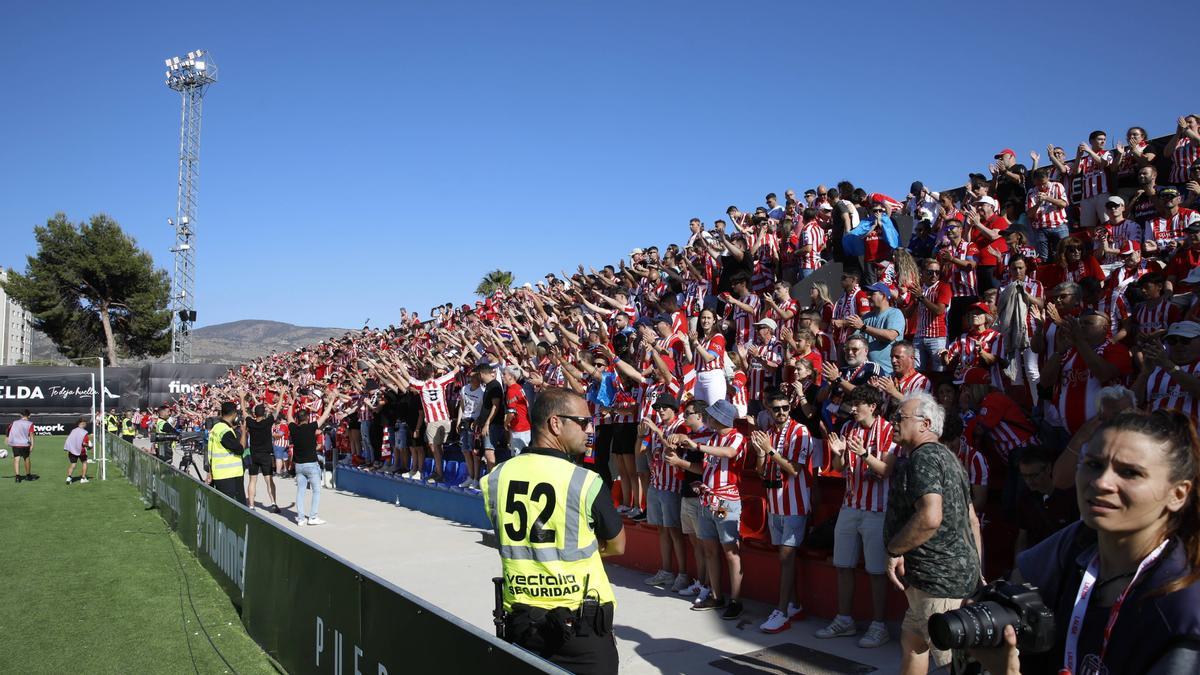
164, 58, 173, 66
187, 51, 195, 59
195, 61, 206, 71
195, 50, 204, 57
178, 244, 191, 251
180, 215, 189, 224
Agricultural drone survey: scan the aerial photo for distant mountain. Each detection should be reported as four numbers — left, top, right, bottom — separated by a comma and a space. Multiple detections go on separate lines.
30, 320, 350, 366
188, 320, 350, 363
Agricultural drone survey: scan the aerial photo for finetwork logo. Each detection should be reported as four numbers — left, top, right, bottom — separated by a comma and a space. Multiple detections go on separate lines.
33, 423, 66, 435
169, 381, 198, 394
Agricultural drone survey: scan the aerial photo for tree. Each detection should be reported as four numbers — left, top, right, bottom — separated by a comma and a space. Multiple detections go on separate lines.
475, 269, 514, 297
1, 213, 172, 366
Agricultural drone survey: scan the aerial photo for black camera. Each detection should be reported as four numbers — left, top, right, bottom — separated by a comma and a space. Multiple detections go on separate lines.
928, 581, 1056, 654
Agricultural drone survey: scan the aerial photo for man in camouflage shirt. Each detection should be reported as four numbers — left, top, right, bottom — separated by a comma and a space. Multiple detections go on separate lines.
883, 391, 983, 675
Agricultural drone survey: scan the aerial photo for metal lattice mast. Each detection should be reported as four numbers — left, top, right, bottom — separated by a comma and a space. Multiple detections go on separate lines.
164, 50, 217, 362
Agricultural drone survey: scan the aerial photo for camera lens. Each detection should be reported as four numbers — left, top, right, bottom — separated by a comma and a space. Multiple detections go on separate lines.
928, 601, 1021, 650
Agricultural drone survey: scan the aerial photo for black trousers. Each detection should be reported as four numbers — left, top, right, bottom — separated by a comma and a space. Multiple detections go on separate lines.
539, 631, 618, 675
212, 476, 246, 504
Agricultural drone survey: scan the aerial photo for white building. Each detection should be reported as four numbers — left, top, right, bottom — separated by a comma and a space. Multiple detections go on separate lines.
0, 268, 34, 365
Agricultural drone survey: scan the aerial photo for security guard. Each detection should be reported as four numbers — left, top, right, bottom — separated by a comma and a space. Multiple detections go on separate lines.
481, 388, 624, 675
152, 407, 175, 461
105, 410, 120, 435
206, 401, 246, 503
120, 412, 137, 444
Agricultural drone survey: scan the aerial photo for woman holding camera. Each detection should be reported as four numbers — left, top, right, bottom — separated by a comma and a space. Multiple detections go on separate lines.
973, 410, 1200, 674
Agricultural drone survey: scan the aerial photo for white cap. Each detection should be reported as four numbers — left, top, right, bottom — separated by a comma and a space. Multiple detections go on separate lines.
974, 196, 999, 209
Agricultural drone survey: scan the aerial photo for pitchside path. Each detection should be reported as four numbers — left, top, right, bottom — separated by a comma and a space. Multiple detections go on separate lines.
146, 441, 901, 674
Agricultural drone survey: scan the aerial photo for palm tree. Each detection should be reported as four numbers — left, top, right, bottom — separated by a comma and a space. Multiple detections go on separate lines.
475, 269, 514, 297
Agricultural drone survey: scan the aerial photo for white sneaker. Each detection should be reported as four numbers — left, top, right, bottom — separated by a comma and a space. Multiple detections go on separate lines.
296, 517, 309, 526
857, 622, 890, 648
456, 479, 472, 489
814, 616, 857, 639
469, 479, 481, 490
760, 609, 791, 634
643, 570, 674, 587
677, 579, 704, 597
307, 517, 326, 526
66, 477, 73, 484
80, 476, 89, 483
669, 573, 690, 593
691, 586, 711, 604
787, 603, 805, 619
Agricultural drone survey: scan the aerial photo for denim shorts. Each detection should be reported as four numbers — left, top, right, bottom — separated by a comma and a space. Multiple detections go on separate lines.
646, 487, 682, 528
696, 498, 741, 544
272, 445, 289, 461
768, 513, 808, 548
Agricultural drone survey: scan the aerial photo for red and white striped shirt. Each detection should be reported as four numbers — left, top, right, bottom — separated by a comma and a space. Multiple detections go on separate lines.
747, 338, 783, 402
946, 329, 1004, 387
940, 241, 979, 297
1143, 208, 1199, 253
730, 293, 761, 346
682, 278, 710, 317
916, 280, 954, 338
409, 372, 458, 423
701, 428, 746, 504
696, 334, 726, 373
750, 231, 780, 293
1092, 287, 1131, 338
1134, 299, 1182, 334
893, 370, 932, 397
764, 419, 814, 516
833, 287, 870, 344
970, 391, 1037, 464
1027, 183, 1069, 229
1170, 136, 1199, 184
649, 417, 689, 492
797, 221, 827, 270
1144, 361, 1200, 426
839, 416, 897, 513
1077, 150, 1112, 199
1054, 341, 1133, 435
764, 298, 798, 338
956, 438, 989, 487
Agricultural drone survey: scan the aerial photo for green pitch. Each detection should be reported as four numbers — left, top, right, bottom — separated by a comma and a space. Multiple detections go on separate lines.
0, 438, 277, 674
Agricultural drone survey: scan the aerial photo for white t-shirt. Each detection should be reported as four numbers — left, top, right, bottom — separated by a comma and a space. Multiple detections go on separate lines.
6, 418, 33, 447
459, 384, 485, 421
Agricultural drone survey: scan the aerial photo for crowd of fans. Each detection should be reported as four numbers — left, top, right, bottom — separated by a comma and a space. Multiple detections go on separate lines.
159, 114, 1200, 648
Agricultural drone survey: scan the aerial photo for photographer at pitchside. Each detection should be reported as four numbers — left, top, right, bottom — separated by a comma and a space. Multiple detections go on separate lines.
966, 410, 1200, 674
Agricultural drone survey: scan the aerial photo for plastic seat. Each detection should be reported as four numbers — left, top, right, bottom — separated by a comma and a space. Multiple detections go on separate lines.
738, 496, 769, 542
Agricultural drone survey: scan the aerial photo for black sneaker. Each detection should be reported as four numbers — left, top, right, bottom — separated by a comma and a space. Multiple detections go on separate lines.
630, 508, 647, 522
270, 505, 281, 514
721, 600, 744, 620
15, 475, 23, 483
25, 474, 39, 481
690, 597, 727, 611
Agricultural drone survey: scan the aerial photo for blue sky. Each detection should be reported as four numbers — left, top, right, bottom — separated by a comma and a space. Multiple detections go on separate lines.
2, 1, 1196, 329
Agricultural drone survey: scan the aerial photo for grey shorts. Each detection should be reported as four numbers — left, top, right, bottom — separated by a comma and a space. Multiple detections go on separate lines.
646, 487, 682, 528
832, 507, 888, 575
768, 513, 808, 548
680, 497, 701, 536
696, 498, 741, 544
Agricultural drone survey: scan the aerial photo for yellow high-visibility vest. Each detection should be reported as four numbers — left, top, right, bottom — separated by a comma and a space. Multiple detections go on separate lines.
482, 451, 615, 612
206, 421, 244, 481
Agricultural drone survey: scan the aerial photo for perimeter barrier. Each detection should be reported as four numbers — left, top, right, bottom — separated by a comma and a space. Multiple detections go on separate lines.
106, 434, 563, 675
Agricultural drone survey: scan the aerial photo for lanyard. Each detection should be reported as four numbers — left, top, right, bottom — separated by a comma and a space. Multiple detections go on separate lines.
1061, 539, 1169, 675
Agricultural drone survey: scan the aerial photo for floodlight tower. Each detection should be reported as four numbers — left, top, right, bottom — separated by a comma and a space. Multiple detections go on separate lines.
164, 50, 217, 362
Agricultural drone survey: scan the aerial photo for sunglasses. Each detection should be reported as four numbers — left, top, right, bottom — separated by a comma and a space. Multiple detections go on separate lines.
555, 414, 593, 430
769, 405, 790, 412
1105, 203, 1122, 209
1166, 336, 1197, 345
